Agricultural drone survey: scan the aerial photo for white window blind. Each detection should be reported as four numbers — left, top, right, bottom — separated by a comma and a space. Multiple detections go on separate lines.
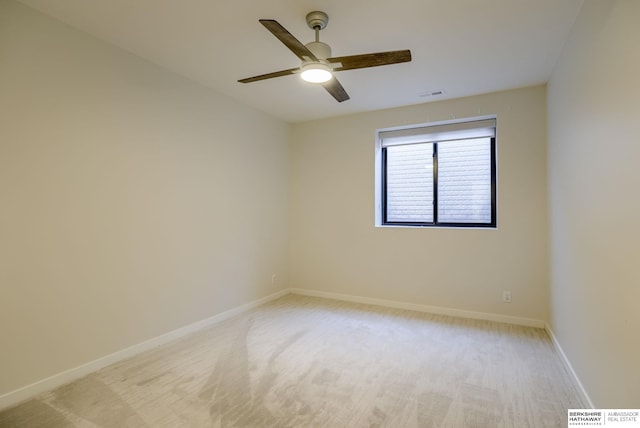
380, 119, 496, 147
385, 143, 434, 222
437, 138, 493, 223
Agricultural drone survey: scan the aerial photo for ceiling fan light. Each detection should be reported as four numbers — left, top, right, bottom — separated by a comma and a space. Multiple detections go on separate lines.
300, 62, 333, 83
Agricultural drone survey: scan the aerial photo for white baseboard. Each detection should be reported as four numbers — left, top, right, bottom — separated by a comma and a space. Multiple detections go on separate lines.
544, 323, 594, 408
290, 288, 545, 328
0, 288, 289, 412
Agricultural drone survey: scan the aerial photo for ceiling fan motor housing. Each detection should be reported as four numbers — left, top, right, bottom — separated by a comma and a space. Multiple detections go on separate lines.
305, 41, 331, 59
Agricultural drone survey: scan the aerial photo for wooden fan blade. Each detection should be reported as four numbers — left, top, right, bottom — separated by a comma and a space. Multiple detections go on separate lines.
322, 77, 350, 102
238, 67, 298, 83
329, 49, 411, 71
259, 19, 318, 61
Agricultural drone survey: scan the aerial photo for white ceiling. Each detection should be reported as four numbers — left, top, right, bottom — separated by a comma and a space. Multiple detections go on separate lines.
18, 0, 584, 123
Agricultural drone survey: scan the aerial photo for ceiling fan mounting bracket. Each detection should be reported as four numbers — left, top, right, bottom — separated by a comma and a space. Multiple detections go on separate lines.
305, 11, 329, 30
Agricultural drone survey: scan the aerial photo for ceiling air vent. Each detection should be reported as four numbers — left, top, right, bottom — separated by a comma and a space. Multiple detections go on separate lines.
418, 90, 445, 98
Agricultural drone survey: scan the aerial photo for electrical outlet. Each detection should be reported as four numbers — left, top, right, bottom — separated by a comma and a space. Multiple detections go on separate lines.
503, 291, 512, 303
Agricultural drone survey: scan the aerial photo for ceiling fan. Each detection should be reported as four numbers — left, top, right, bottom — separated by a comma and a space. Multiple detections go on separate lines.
238, 11, 412, 102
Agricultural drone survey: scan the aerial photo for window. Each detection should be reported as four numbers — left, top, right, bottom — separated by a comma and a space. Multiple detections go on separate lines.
376, 117, 496, 228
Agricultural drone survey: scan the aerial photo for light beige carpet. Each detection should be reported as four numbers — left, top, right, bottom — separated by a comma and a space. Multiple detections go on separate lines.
0, 294, 586, 427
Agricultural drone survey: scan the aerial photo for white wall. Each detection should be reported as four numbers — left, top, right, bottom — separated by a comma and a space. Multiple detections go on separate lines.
290, 86, 549, 322
547, 0, 640, 407
0, 0, 290, 397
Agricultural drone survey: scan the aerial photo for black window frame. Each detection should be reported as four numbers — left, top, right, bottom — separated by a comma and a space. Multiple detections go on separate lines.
381, 137, 497, 228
